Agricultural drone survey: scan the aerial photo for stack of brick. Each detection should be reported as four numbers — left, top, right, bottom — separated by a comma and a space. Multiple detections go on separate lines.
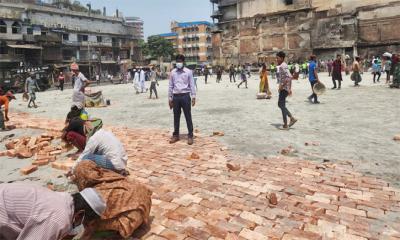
0, 132, 74, 175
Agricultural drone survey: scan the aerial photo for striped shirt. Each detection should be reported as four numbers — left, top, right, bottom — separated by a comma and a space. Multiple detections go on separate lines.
0, 183, 74, 240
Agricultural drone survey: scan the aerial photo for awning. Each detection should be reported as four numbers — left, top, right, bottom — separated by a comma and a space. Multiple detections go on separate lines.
101, 60, 117, 64
8, 44, 43, 50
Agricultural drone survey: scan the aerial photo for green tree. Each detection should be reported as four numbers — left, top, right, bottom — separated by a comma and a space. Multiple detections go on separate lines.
145, 36, 176, 62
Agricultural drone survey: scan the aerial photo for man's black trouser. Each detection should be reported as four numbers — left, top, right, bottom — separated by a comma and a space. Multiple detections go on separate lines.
59, 80, 64, 91
150, 82, 158, 98
205, 75, 208, 84
309, 81, 318, 103
229, 73, 235, 82
278, 90, 292, 126
373, 72, 381, 82
173, 93, 193, 138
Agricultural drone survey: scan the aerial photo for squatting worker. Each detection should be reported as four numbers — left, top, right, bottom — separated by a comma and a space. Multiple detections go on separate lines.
276, 51, 297, 130
69, 128, 129, 176
0, 92, 16, 131
71, 63, 90, 107
168, 54, 196, 145
0, 183, 106, 240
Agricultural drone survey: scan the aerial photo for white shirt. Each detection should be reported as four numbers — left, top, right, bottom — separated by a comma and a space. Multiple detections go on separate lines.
73, 72, 88, 92
74, 129, 128, 171
0, 183, 73, 240
140, 70, 146, 82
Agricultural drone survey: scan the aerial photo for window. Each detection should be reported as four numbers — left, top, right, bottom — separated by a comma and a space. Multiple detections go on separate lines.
78, 34, 88, 42
12, 21, 21, 34
41, 31, 47, 36
26, 27, 33, 35
63, 34, 69, 41
0, 41, 7, 54
97, 36, 102, 42
0, 20, 6, 34
15, 48, 24, 55
284, 0, 293, 5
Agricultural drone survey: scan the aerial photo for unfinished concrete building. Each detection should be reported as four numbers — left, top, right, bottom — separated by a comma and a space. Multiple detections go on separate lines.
0, 0, 143, 85
211, 0, 400, 65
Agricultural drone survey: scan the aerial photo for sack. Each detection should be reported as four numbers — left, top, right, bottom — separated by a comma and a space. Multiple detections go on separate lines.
85, 119, 103, 139
257, 93, 267, 99
350, 72, 355, 81
22, 92, 29, 102
313, 82, 326, 96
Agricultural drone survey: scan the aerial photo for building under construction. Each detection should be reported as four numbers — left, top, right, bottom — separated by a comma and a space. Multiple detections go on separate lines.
0, 0, 143, 90
210, 0, 400, 65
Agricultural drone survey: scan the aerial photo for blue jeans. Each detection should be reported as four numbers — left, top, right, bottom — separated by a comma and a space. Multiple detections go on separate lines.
82, 154, 115, 170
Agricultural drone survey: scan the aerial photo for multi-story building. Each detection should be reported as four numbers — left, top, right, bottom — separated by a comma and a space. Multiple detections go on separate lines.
210, 0, 400, 65
158, 21, 213, 65
0, 0, 143, 83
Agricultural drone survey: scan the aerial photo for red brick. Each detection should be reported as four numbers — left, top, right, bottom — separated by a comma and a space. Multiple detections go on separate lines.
20, 165, 38, 175
33, 159, 49, 166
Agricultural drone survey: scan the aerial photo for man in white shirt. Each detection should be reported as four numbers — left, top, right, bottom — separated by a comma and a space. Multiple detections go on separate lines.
71, 63, 90, 106
71, 129, 128, 175
139, 68, 147, 93
0, 183, 106, 240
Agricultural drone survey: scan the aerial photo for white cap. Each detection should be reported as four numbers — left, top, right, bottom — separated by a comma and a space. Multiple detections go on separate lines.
80, 188, 107, 216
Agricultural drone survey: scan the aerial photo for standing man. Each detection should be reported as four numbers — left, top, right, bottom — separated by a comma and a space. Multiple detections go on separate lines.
384, 56, 392, 84
58, 71, 65, 91
229, 64, 236, 82
327, 59, 333, 77
352, 56, 362, 87
133, 69, 140, 94
331, 54, 343, 89
71, 63, 90, 107
204, 67, 209, 84
372, 59, 381, 83
168, 55, 196, 145
276, 51, 297, 130
25, 72, 41, 108
0, 92, 16, 131
149, 66, 159, 99
139, 68, 147, 93
216, 66, 222, 83
307, 55, 321, 104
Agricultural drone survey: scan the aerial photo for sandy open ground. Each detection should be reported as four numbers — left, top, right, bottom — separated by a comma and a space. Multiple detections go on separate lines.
5, 71, 400, 186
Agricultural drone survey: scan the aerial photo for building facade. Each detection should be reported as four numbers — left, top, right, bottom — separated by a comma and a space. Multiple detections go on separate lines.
0, 0, 143, 83
211, 0, 400, 65
158, 21, 213, 65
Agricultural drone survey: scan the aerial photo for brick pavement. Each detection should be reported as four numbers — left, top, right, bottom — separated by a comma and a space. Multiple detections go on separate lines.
7, 113, 400, 240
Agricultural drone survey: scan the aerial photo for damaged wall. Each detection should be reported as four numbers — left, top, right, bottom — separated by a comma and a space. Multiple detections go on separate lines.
212, 0, 400, 65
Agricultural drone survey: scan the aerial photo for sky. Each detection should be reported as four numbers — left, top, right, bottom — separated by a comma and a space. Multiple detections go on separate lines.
78, 0, 213, 39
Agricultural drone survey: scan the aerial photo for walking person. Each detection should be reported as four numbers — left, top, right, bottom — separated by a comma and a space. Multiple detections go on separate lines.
259, 64, 272, 99
204, 67, 209, 84
133, 69, 140, 94
351, 56, 362, 87
25, 73, 41, 108
276, 51, 297, 130
58, 71, 65, 91
139, 68, 147, 93
216, 66, 222, 83
307, 55, 321, 104
372, 59, 381, 83
384, 56, 392, 84
168, 55, 196, 145
229, 64, 236, 82
237, 65, 248, 89
331, 54, 343, 89
149, 67, 159, 99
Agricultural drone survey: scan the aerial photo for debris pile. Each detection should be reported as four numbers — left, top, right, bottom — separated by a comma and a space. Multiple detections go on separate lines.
1, 132, 75, 175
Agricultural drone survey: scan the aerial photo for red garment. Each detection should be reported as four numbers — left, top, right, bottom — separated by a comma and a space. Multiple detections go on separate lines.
332, 60, 341, 73
66, 131, 86, 151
